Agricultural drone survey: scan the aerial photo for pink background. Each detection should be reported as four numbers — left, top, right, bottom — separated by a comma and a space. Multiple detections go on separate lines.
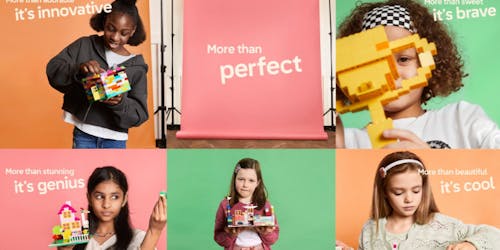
178, 0, 327, 139
0, 149, 166, 249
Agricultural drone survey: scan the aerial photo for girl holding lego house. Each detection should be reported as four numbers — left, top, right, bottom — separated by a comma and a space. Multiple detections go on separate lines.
47, 0, 148, 148
335, 0, 500, 149
59, 166, 166, 250
214, 158, 279, 250
356, 151, 500, 249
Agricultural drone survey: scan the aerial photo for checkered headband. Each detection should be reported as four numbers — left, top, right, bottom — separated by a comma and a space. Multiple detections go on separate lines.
362, 5, 415, 33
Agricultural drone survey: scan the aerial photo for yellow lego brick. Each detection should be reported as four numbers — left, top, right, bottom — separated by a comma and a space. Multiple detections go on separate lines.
338, 59, 397, 104
336, 26, 392, 73
367, 117, 397, 148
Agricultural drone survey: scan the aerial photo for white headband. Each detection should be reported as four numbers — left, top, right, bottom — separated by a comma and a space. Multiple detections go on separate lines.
379, 159, 423, 178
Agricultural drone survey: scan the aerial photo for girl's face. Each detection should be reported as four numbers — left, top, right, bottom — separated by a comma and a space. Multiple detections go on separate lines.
88, 180, 127, 223
385, 170, 423, 219
383, 26, 424, 118
235, 168, 260, 203
103, 12, 136, 54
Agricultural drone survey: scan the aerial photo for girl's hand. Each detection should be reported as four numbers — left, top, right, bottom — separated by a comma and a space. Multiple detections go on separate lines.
382, 128, 430, 149
147, 195, 167, 233
140, 196, 166, 250
446, 241, 477, 250
57, 246, 74, 250
224, 226, 243, 236
336, 240, 354, 250
335, 114, 345, 148
79, 60, 105, 75
255, 226, 275, 235
101, 94, 123, 105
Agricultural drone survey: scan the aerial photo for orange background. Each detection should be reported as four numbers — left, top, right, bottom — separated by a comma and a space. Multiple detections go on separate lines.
0, 0, 154, 148
336, 149, 500, 248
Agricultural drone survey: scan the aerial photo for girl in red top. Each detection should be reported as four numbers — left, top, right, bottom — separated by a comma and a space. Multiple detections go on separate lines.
214, 158, 279, 250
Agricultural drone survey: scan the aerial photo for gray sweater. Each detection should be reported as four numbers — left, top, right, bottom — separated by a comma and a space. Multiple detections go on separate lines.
359, 213, 500, 250
47, 35, 149, 133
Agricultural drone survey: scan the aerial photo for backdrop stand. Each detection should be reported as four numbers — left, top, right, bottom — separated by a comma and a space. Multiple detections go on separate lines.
154, 0, 167, 148
165, 0, 181, 131
323, 0, 335, 131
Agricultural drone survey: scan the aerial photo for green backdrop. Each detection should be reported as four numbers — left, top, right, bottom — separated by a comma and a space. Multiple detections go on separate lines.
337, 0, 500, 129
167, 149, 335, 249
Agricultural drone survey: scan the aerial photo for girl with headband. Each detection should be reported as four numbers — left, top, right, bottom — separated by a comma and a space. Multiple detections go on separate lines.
355, 151, 500, 250
336, 0, 500, 149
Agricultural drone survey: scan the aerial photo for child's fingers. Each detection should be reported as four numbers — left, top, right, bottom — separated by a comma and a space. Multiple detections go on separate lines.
101, 95, 123, 105
335, 114, 345, 148
152, 196, 167, 222
159, 195, 167, 209
80, 60, 104, 74
382, 129, 429, 149
157, 196, 166, 219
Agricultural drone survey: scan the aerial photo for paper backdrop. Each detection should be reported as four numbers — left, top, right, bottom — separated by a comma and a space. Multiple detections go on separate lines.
336, 149, 500, 248
177, 0, 327, 140
0, 0, 155, 148
0, 149, 166, 249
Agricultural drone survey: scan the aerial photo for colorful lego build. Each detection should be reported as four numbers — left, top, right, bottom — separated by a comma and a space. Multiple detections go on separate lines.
336, 26, 437, 148
49, 201, 90, 248
82, 65, 131, 102
225, 196, 275, 227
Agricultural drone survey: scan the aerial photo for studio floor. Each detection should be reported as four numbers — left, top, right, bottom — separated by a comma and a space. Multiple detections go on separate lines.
167, 130, 335, 148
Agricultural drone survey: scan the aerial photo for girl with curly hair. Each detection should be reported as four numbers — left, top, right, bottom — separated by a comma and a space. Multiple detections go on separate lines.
335, 0, 500, 149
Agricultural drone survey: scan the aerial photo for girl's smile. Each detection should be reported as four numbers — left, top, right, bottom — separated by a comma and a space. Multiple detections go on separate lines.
103, 12, 136, 55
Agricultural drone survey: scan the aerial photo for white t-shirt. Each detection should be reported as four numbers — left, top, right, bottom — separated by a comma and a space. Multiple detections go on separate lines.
344, 101, 500, 149
236, 229, 263, 247
85, 229, 148, 250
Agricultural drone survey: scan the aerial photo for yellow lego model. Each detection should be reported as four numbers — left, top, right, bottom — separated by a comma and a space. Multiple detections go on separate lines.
336, 26, 437, 148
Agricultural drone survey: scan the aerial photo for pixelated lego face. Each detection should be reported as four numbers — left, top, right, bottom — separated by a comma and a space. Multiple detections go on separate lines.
385, 170, 423, 219
103, 12, 136, 54
383, 26, 424, 115
235, 168, 260, 203
88, 180, 127, 223
336, 26, 393, 102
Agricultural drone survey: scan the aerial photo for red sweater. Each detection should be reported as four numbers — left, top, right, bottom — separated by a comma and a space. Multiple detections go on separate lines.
214, 199, 279, 250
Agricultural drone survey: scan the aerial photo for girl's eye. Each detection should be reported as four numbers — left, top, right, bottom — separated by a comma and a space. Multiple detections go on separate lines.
95, 194, 103, 199
413, 189, 421, 194
398, 57, 410, 63
396, 55, 416, 66
111, 195, 119, 200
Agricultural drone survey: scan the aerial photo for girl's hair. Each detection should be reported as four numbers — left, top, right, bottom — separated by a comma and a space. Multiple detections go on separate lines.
337, 0, 466, 103
90, 0, 146, 46
371, 151, 439, 227
75, 166, 133, 250
228, 158, 268, 210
